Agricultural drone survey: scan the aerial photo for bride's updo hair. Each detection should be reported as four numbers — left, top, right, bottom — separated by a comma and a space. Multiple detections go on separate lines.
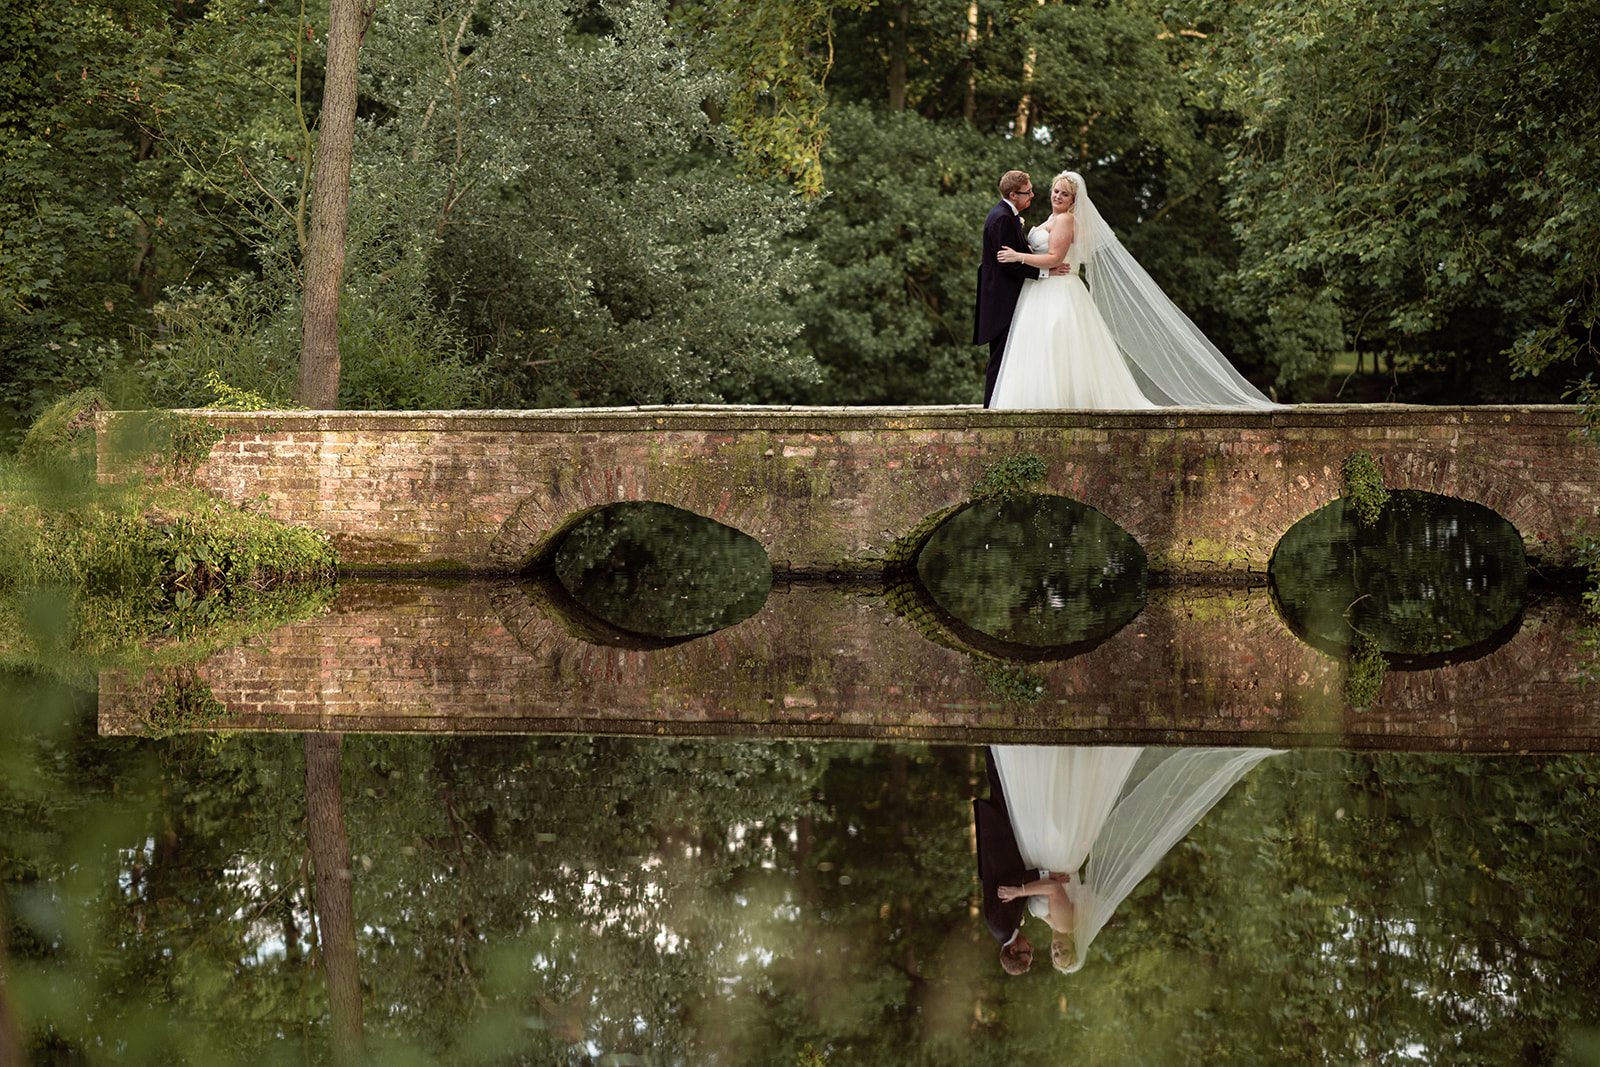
1053, 171, 1082, 203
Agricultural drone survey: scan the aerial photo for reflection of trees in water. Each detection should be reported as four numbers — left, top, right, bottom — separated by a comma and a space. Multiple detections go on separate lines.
553, 502, 772, 639
5, 694, 1599, 1062
1270, 492, 1527, 660
915, 494, 1146, 647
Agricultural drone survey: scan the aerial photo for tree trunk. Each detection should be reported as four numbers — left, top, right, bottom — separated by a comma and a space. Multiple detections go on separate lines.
888, 2, 909, 112
963, 2, 978, 123
297, 0, 367, 409
1014, 0, 1045, 138
1015, 48, 1035, 137
305, 732, 364, 1064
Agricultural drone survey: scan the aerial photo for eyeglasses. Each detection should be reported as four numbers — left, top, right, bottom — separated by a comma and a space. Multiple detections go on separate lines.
1018, 188, 1034, 196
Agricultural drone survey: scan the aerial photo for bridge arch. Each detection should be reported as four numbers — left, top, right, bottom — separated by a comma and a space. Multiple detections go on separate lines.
487, 462, 786, 572
129, 404, 1588, 576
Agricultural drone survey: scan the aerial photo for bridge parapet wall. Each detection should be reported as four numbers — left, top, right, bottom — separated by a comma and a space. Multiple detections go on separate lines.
101, 404, 1594, 575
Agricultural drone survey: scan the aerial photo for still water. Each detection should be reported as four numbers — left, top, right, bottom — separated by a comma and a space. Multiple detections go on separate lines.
6, 493, 1600, 1063
4, 720, 1598, 1064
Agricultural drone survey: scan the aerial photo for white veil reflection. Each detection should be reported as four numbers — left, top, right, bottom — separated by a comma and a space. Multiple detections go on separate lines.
994, 745, 1281, 972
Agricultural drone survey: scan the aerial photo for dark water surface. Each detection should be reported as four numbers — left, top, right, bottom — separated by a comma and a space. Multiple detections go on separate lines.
1270, 491, 1529, 665
553, 502, 772, 643
916, 493, 1146, 653
8, 489, 1600, 1062
3, 709, 1598, 1065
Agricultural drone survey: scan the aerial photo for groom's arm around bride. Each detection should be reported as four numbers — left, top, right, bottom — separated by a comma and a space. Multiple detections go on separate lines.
974, 170, 1039, 408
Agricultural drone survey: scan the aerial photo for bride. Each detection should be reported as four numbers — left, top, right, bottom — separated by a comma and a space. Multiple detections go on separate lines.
990, 171, 1278, 410
992, 745, 1280, 972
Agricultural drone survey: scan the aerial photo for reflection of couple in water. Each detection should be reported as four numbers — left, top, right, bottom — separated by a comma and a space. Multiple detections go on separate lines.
975, 745, 1280, 974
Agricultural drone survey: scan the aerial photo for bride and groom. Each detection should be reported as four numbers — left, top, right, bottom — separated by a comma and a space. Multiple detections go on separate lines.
975, 745, 1280, 974
975, 169, 1278, 411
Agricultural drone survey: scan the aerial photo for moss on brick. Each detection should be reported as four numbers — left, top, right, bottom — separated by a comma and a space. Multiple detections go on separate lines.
112, 404, 1594, 576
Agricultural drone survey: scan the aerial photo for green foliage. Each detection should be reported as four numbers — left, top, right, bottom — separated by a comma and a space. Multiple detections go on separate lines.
0, 0, 255, 445
1341, 450, 1390, 526
201, 371, 286, 413
1342, 632, 1387, 708
135, 666, 231, 738
973, 659, 1047, 703
1566, 374, 1600, 443
668, 0, 873, 197
1, 399, 337, 678
1579, 536, 1600, 621
160, 412, 226, 479
1199, 0, 1600, 401
1271, 492, 1527, 668
552, 502, 772, 639
3, 716, 1600, 1062
132, 284, 300, 409
917, 493, 1148, 651
777, 106, 1034, 404
15, 387, 107, 472
971, 452, 1047, 501
354, 0, 817, 408
135, 211, 485, 413
0, 480, 336, 671
12, 0, 1600, 414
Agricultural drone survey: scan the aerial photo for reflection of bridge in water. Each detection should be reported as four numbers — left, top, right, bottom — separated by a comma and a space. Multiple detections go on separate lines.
100, 578, 1600, 752
103, 404, 1598, 576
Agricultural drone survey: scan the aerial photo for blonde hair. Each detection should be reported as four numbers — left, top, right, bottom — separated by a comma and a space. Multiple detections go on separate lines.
1052, 171, 1081, 204
1051, 930, 1078, 973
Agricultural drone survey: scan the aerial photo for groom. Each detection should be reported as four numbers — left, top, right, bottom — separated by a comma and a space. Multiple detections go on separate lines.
974, 171, 1064, 406
974, 747, 1041, 974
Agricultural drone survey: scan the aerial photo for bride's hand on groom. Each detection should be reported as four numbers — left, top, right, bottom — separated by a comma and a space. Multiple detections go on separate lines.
996, 246, 1022, 263
997, 885, 1023, 902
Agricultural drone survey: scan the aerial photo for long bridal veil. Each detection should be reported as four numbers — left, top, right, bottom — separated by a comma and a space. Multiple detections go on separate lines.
1065, 747, 1281, 971
1063, 171, 1280, 410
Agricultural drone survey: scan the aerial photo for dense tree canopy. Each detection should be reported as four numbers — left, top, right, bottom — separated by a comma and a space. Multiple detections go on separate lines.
3, 0, 1599, 434
1199, 0, 1600, 402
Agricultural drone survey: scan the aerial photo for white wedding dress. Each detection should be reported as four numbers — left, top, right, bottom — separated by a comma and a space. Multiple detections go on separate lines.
990, 231, 1157, 410
988, 170, 1280, 412
993, 745, 1281, 972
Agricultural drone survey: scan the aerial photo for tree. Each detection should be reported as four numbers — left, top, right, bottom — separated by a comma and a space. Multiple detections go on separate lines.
303, 732, 364, 1062
776, 0, 1280, 404
667, 0, 875, 196
0, 0, 247, 444
362, 0, 819, 407
297, 0, 373, 408
1193, 0, 1600, 402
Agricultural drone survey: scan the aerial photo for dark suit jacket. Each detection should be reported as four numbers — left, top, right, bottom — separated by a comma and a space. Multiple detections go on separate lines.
975, 748, 1041, 945
972, 201, 1037, 346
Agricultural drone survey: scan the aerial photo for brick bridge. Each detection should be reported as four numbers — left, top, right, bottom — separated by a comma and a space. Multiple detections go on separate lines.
100, 578, 1600, 751
114, 404, 1598, 576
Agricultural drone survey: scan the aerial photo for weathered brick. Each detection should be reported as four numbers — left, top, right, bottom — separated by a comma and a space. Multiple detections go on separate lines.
96, 405, 1600, 575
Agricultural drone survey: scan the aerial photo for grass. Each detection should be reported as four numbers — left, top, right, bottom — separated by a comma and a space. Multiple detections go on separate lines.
0, 394, 338, 688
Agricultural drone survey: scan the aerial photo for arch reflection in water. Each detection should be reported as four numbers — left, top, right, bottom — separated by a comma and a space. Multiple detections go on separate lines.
550, 501, 772, 641
1269, 491, 1527, 664
916, 493, 1146, 650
